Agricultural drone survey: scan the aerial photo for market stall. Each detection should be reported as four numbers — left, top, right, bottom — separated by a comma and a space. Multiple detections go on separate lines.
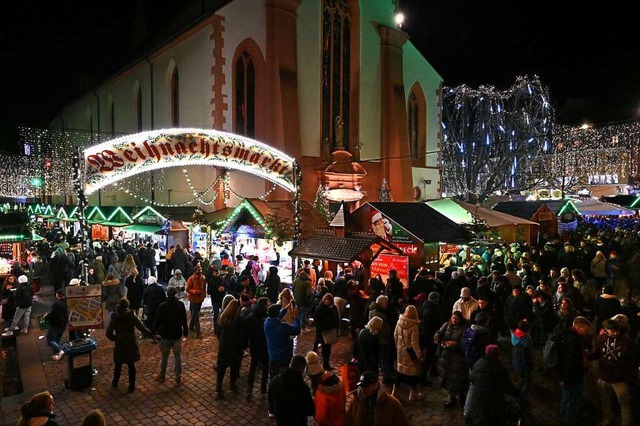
491, 199, 580, 237
347, 202, 468, 274
218, 199, 329, 282
427, 198, 540, 245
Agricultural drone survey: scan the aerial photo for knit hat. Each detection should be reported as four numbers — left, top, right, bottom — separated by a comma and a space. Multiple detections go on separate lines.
428, 292, 439, 303
174, 269, 182, 275
17, 275, 28, 284
485, 344, 501, 358
305, 351, 323, 376
475, 311, 489, 326
148, 276, 157, 284
267, 304, 282, 318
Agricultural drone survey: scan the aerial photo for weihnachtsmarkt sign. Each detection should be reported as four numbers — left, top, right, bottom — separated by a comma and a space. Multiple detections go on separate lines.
83, 128, 296, 194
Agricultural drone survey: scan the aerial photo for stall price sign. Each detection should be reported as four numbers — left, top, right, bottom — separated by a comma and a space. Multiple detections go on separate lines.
66, 285, 104, 330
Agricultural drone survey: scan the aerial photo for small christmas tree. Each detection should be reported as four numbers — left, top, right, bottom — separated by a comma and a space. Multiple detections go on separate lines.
378, 178, 393, 202
313, 183, 332, 222
191, 207, 206, 225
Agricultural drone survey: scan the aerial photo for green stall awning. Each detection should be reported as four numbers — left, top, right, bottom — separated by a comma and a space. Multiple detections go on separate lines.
123, 224, 162, 235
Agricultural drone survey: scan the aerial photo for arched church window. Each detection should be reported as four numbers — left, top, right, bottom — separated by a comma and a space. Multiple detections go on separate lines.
235, 52, 256, 138
171, 68, 179, 127
322, 0, 351, 152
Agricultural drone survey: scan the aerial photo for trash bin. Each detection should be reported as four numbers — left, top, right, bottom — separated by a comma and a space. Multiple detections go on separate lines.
62, 337, 97, 390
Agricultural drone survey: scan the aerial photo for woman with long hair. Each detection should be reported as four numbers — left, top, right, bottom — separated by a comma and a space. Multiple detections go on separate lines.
106, 298, 151, 392
15, 390, 58, 425
121, 253, 137, 281
124, 267, 144, 317
216, 298, 246, 399
313, 293, 340, 370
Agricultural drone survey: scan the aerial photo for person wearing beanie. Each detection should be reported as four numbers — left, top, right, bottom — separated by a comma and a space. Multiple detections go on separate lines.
593, 285, 622, 332
152, 286, 189, 385
305, 351, 324, 392
419, 291, 443, 382
167, 269, 186, 297
463, 342, 519, 425
3, 275, 33, 336
453, 287, 479, 321
435, 310, 469, 408
510, 319, 533, 404
264, 302, 301, 387
462, 310, 495, 370
313, 370, 345, 426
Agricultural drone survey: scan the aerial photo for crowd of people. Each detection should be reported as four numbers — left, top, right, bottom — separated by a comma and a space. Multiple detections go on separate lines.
3, 219, 640, 425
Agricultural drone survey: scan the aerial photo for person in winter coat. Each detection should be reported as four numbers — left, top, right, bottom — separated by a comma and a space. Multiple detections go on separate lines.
142, 276, 166, 331
186, 266, 206, 338
292, 268, 313, 327
170, 245, 188, 278
510, 320, 533, 403
207, 267, 227, 335
531, 291, 557, 346
313, 293, 340, 370
592, 319, 633, 426
463, 344, 520, 426
348, 279, 368, 342
434, 310, 469, 408
49, 248, 68, 292
313, 370, 345, 426
593, 285, 622, 331
264, 266, 281, 304
89, 255, 106, 286
356, 316, 382, 375
216, 299, 247, 399
15, 390, 59, 426
392, 305, 423, 402
369, 295, 395, 383
268, 355, 315, 426
124, 268, 144, 317
503, 285, 533, 331
264, 303, 301, 379
102, 273, 124, 326
0, 275, 17, 326
420, 291, 443, 379
554, 316, 592, 425
2, 275, 33, 336
246, 297, 270, 398
151, 286, 188, 384
106, 298, 151, 392
590, 250, 608, 290
462, 311, 495, 370
45, 289, 69, 361
345, 371, 408, 426
385, 269, 404, 312
167, 269, 186, 295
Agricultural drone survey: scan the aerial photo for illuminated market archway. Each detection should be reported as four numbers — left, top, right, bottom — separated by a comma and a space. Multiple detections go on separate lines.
73, 128, 301, 247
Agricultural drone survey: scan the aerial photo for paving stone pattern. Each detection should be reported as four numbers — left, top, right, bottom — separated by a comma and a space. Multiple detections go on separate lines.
2, 295, 605, 426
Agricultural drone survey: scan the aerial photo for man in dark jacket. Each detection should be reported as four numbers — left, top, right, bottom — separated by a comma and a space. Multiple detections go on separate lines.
555, 316, 592, 426
152, 287, 188, 384
463, 312, 495, 369
142, 276, 166, 331
206, 267, 226, 335
268, 354, 315, 426
503, 285, 532, 331
47, 289, 69, 361
246, 297, 270, 398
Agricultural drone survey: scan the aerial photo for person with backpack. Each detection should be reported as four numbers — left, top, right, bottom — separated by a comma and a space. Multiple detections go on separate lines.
463, 312, 495, 370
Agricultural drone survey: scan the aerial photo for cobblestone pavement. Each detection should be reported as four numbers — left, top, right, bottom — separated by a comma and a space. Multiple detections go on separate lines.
2, 286, 606, 426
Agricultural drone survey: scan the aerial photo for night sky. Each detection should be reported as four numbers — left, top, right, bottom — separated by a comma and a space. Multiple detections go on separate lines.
1, 1, 639, 150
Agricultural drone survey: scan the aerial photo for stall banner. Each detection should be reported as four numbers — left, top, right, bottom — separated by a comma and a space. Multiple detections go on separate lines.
66, 284, 104, 330
83, 128, 296, 194
370, 254, 409, 288
368, 209, 413, 244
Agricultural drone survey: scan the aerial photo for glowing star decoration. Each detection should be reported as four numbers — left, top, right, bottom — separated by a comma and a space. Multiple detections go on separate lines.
82, 128, 297, 195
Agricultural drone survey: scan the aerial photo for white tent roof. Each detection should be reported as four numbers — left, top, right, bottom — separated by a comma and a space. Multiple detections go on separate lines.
570, 199, 635, 216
